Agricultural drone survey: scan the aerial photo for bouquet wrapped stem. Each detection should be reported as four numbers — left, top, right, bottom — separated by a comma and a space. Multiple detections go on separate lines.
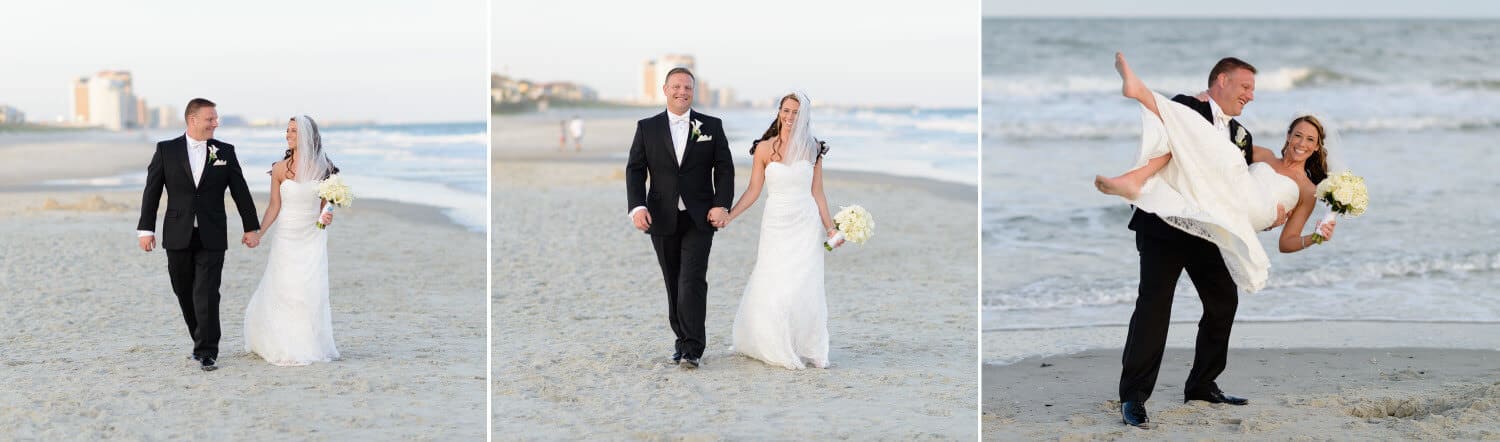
1310, 171, 1367, 244
316, 174, 355, 229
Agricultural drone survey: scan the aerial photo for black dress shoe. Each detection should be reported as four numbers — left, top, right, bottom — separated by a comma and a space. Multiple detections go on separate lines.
1185, 390, 1248, 405
199, 357, 218, 372
681, 358, 700, 369
1121, 401, 1149, 427
672, 352, 683, 364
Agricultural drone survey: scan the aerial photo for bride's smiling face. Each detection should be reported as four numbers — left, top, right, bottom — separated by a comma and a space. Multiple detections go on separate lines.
1283, 120, 1320, 162
778, 98, 800, 130
285, 119, 299, 150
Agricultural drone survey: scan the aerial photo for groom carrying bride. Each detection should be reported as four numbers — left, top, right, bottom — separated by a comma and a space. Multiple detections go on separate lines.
625, 67, 735, 370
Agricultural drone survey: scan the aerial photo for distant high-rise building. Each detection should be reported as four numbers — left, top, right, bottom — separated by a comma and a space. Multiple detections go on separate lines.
71, 77, 90, 123
135, 97, 149, 128
641, 54, 696, 105
0, 105, 25, 124
639, 60, 657, 105
717, 87, 736, 108
77, 70, 138, 130
153, 105, 178, 129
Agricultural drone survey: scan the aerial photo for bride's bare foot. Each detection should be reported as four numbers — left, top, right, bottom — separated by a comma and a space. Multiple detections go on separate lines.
1115, 52, 1148, 100
1095, 174, 1141, 200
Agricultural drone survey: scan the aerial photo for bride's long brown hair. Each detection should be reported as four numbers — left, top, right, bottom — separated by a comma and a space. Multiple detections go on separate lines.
749, 94, 826, 162
270, 117, 340, 179
1282, 115, 1329, 184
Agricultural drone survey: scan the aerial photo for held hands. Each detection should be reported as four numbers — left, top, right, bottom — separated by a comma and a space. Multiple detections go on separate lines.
632, 209, 652, 232
708, 207, 730, 229
242, 231, 261, 248
139, 235, 155, 252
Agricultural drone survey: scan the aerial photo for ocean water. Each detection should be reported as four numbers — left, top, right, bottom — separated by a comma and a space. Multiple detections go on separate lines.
34, 122, 487, 232
512, 105, 979, 186
983, 18, 1500, 331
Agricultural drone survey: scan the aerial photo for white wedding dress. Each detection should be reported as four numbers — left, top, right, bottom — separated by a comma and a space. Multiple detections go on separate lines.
1123, 91, 1300, 293
732, 160, 830, 370
243, 179, 339, 366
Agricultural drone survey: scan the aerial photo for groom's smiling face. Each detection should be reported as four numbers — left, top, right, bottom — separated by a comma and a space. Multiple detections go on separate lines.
1211, 68, 1256, 117
663, 72, 695, 114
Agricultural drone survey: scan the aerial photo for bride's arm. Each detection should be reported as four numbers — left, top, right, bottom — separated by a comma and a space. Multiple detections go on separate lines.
727, 141, 769, 221
1277, 182, 1319, 253
811, 155, 835, 233
259, 162, 285, 233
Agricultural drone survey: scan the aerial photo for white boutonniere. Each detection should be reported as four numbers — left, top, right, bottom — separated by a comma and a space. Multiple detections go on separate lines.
691, 119, 711, 142
207, 145, 220, 163
1233, 126, 1247, 148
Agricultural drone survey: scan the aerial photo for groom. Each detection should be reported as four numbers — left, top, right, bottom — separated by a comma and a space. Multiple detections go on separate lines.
136, 98, 261, 372
625, 67, 734, 369
1118, 58, 1288, 426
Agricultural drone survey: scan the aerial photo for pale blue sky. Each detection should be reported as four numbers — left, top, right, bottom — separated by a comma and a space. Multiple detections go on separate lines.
493, 0, 980, 108
984, 0, 1500, 18
0, 0, 486, 123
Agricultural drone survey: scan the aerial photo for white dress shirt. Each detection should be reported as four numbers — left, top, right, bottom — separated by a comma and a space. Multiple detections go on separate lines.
631, 108, 712, 219
1205, 96, 1231, 140
138, 134, 207, 237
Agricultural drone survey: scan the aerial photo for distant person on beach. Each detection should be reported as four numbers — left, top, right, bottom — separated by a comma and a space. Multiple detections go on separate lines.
568, 115, 585, 151
559, 119, 567, 151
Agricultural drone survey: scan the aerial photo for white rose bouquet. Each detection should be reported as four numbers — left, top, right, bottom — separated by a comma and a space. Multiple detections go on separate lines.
316, 174, 354, 229
825, 205, 874, 251
1310, 170, 1367, 244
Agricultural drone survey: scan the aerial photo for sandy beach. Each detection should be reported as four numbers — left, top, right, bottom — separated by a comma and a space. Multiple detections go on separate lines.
0, 140, 487, 439
492, 114, 980, 439
983, 322, 1500, 440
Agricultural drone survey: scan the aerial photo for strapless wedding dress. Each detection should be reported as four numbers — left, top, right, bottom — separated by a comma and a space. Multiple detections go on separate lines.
731, 160, 829, 369
1124, 91, 1300, 292
243, 179, 339, 366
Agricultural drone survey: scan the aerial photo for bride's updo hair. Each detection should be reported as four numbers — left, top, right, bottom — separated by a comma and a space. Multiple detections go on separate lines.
750, 93, 827, 162
1282, 115, 1329, 184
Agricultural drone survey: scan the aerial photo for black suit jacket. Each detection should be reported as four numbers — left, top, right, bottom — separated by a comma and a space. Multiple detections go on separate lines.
137, 135, 260, 250
625, 110, 734, 235
1127, 95, 1253, 241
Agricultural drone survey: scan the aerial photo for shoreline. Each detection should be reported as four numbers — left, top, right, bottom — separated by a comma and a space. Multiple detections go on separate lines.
983, 320, 1500, 367
983, 317, 1500, 333
496, 156, 976, 203
0, 186, 477, 235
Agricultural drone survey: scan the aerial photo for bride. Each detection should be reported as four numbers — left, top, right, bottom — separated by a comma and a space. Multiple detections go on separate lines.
725, 92, 842, 370
243, 115, 341, 366
1094, 53, 1338, 292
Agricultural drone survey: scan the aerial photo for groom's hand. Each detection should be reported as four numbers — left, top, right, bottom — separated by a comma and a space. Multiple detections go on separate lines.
632, 209, 652, 232
708, 207, 729, 228
242, 231, 260, 248
1265, 204, 1289, 231
138, 235, 155, 252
